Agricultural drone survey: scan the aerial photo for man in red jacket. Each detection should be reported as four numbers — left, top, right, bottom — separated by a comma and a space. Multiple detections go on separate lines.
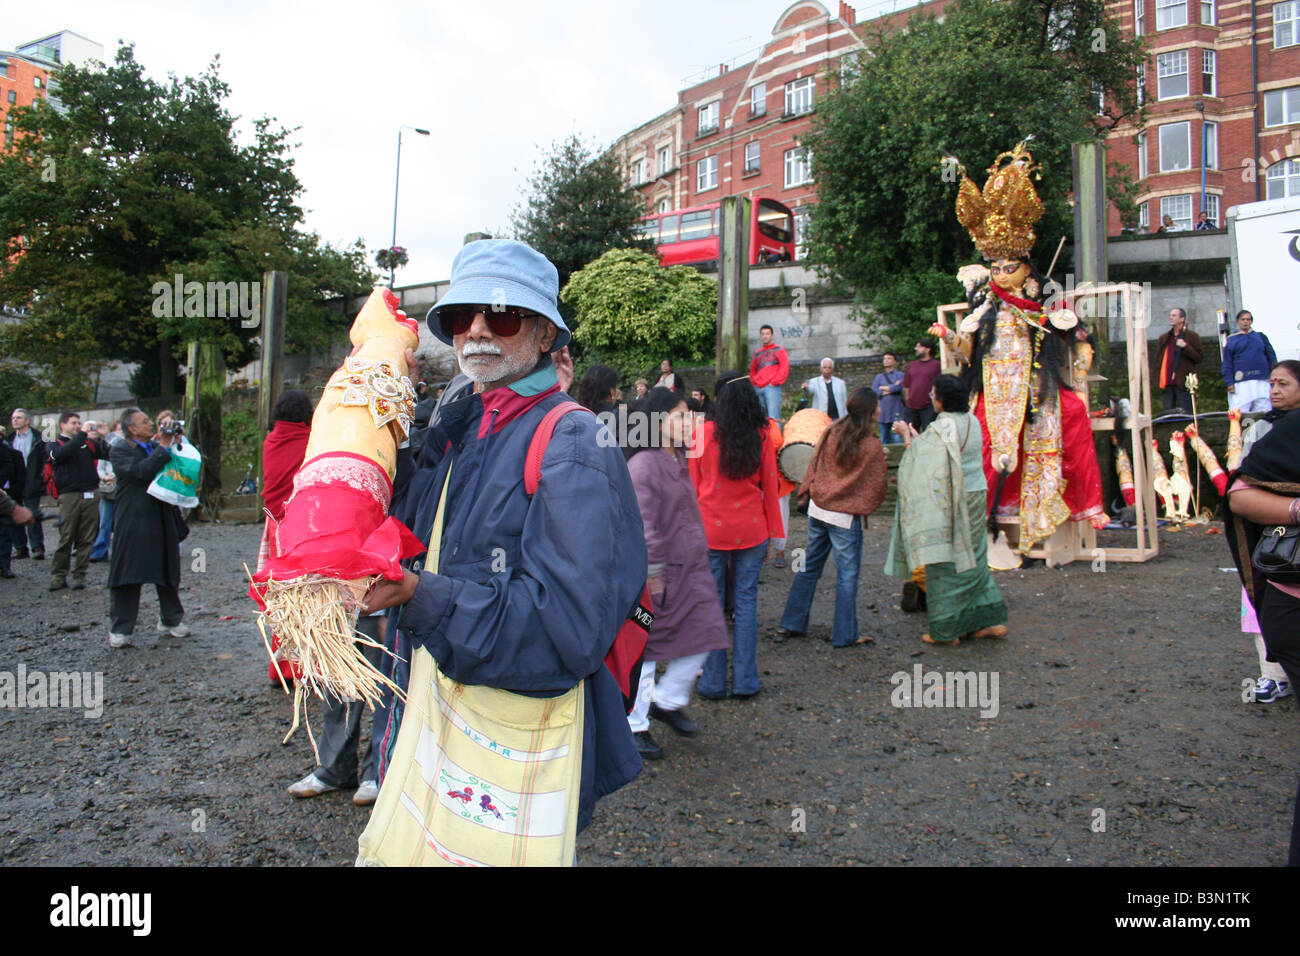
750, 324, 789, 421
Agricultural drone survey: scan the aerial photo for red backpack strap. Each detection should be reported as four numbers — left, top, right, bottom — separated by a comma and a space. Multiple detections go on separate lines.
525, 400, 590, 496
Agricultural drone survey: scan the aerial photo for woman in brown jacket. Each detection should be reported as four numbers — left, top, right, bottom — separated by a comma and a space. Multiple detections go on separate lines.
778, 388, 888, 647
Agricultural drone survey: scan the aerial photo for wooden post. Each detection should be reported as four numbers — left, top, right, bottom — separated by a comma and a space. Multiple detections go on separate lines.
1072, 141, 1110, 409
193, 342, 225, 519
715, 196, 751, 374
257, 270, 288, 483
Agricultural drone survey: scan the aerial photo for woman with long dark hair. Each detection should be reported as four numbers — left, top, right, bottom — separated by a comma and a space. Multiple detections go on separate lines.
886, 374, 1007, 646
623, 388, 729, 759
1224, 360, 1300, 863
779, 388, 888, 647
689, 372, 784, 698
576, 364, 622, 415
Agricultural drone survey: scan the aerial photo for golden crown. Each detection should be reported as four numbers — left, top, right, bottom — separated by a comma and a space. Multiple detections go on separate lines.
955, 141, 1044, 261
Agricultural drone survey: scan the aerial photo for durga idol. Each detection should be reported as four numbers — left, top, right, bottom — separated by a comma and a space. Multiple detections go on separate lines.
929, 142, 1106, 553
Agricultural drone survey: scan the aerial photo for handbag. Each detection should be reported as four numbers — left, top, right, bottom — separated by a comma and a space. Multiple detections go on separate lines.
147, 441, 202, 509
1252, 524, 1300, 582
356, 462, 583, 867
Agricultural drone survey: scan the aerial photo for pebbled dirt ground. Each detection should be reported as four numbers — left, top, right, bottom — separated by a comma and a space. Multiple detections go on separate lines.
0, 514, 1295, 866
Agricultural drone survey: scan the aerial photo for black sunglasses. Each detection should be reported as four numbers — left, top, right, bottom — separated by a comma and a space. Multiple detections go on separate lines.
437, 304, 540, 338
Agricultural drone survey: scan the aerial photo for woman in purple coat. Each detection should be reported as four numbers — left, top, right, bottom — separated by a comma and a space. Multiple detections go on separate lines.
624, 388, 730, 760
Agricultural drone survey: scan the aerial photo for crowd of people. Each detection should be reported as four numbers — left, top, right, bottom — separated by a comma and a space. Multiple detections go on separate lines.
1, 408, 193, 646
3, 235, 1295, 867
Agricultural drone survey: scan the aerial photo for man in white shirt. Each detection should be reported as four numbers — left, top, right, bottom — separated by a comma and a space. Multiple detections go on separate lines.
804, 358, 848, 420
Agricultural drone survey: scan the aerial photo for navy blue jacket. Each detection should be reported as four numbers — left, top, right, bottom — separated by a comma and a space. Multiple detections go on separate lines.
376, 361, 646, 832
1222, 330, 1277, 385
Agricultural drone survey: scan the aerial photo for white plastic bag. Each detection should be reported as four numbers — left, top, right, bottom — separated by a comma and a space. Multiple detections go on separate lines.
146, 440, 202, 509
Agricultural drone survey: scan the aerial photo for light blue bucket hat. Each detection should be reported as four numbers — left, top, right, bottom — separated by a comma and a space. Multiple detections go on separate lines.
426, 239, 571, 351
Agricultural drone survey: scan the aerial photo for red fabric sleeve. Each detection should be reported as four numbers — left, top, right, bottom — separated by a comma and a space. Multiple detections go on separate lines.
760, 433, 784, 539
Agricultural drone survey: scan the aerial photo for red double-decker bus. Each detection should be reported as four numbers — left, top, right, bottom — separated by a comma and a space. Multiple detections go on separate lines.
636, 197, 795, 268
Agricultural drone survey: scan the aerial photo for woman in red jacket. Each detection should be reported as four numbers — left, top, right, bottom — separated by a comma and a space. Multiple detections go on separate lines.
689, 371, 784, 698
259, 389, 313, 684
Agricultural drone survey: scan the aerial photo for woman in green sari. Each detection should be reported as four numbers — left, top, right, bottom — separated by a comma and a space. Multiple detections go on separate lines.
886, 374, 1007, 646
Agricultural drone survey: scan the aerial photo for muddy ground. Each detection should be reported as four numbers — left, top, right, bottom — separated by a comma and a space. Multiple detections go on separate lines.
0, 514, 1295, 866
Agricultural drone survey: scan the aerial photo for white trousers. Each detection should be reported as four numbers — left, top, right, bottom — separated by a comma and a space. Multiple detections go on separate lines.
1228, 379, 1271, 413
627, 653, 709, 733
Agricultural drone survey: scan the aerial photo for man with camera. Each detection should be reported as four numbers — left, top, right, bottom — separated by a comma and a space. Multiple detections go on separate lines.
106, 408, 189, 649
48, 412, 107, 591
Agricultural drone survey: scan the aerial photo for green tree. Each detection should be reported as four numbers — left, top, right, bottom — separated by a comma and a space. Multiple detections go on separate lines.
561, 248, 716, 379
0, 45, 374, 405
511, 134, 653, 329
803, 0, 1147, 349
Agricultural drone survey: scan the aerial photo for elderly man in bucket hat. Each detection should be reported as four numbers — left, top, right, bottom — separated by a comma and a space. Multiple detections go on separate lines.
361, 240, 647, 860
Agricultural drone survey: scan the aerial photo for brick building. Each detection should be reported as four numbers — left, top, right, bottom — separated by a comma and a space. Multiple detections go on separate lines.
614, 1, 1299, 244
1, 31, 104, 145
612, 0, 953, 253
1104, 0, 1300, 234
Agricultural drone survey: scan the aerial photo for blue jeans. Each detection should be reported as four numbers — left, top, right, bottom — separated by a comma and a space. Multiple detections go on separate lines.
90, 497, 114, 560
780, 516, 862, 646
879, 423, 900, 444
757, 384, 783, 421
700, 542, 766, 697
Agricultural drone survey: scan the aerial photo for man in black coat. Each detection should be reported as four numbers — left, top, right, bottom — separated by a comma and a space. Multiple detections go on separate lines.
107, 408, 188, 649
8, 409, 46, 559
49, 412, 106, 591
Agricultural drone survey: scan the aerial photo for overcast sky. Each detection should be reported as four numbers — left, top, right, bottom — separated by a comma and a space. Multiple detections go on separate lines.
3, 0, 870, 285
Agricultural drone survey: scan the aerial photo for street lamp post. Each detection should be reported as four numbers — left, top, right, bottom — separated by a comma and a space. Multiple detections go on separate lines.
390, 125, 430, 289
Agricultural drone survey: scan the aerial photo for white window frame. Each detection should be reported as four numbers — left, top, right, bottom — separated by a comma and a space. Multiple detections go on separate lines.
1135, 0, 1146, 35
1157, 50, 1189, 100
630, 158, 645, 185
697, 155, 718, 192
1202, 193, 1219, 225
1201, 0, 1215, 25
698, 101, 719, 136
1202, 48, 1216, 96
1266, 158, 1300, 198
743, 141, 761, 175
656, 145, 672, 176
749, 82, 766, 117
657, 197, 671, 214
1275, 1, 1298, 47
1137, 130, 1148, 179
784, 77, 815, 117
1159, 121, 1192, 172
1137, 64, 1146, 106
793, 205, 813, 259
1157, 0, 1188, 28
1140, 201, 1150, 230
1161, 194, 1194, 230
1204, 120, 1218, 169
784, 146, 813, 188
1263, 86, 1300, 127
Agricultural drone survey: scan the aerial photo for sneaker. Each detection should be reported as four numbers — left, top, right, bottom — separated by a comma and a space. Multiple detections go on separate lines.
353, 780, 379, 806
1253, 678, 1292, 703
157, 620, 191, 638
12, 549, 28, 560
31, 549, 44, 560
634, 730, 664, 760
287, 772, 338, 798
69, 580, 85, 591
48, 579, 67, 592
108, 632, 132, 648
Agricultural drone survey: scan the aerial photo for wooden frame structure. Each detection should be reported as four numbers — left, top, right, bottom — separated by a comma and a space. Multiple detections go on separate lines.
934, 281, 1159, 567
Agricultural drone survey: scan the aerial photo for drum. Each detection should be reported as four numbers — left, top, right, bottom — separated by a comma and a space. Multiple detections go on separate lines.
778, 408, 832, 484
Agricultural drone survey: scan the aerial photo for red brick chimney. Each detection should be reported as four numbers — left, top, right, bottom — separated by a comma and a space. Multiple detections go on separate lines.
839, 1, 857, 26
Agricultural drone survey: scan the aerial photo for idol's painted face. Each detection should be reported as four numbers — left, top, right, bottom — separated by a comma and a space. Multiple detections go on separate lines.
990, 258, 1029, 293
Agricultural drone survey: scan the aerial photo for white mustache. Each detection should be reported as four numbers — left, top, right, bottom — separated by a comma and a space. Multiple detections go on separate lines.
461, 342, 502, 357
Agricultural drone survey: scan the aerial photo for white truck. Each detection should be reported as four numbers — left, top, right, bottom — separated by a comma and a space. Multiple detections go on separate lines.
1225, 194, 1300, 362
